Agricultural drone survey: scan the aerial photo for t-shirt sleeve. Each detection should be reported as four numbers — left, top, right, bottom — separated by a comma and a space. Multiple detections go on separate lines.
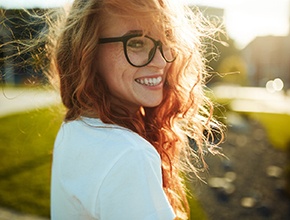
96, 148, 176, 220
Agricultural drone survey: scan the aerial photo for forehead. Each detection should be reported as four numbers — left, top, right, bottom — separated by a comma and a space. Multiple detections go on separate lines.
100, 14, 142, 37
99, 12, 165, 39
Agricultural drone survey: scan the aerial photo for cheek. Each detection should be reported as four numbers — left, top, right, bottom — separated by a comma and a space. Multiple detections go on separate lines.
96, 45, 131, 95
96, 45, 125, 77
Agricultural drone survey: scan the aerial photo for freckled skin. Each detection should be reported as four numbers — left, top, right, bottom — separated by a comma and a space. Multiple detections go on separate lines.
96, 15, 170, 113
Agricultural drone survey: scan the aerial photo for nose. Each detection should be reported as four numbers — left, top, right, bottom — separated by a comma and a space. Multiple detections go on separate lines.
148, 46, 167, 68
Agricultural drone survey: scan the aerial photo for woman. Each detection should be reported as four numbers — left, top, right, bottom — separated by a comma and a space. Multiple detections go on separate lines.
49, 0, 223, 219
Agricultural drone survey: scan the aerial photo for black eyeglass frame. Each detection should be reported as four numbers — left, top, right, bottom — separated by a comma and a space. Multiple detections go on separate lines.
98, 33, 176, 67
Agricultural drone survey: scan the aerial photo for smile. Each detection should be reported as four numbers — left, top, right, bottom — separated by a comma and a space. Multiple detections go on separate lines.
135, 76, 162, 86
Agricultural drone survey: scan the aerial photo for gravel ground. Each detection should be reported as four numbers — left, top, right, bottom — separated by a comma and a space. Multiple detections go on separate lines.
194, 113, 290, 220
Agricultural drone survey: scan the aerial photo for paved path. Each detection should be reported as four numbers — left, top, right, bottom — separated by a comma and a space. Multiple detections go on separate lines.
0, 87, 61, 118
0, 207, 49, 220
213, 85, 290, 114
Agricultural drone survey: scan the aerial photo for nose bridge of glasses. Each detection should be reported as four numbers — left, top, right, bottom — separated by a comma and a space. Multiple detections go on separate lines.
146, 39, 160, 59
156, 41, 170, 62
156, 40, 162, 50
148, 44, 168, 67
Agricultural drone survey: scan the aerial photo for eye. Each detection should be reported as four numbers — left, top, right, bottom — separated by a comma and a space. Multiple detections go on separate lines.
127, 38, 145, 49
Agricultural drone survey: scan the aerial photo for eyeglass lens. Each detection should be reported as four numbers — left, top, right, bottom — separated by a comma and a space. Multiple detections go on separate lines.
126, 36, 175, 67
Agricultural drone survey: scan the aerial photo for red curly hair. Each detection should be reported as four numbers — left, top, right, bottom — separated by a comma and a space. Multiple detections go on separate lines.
47, 0, 223, 218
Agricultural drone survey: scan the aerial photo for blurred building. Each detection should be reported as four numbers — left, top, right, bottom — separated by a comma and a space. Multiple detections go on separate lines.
242, 1, 290, 92
243, 34, 290, 90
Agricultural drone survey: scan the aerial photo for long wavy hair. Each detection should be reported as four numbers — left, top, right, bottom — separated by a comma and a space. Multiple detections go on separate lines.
46, 0, 224, 218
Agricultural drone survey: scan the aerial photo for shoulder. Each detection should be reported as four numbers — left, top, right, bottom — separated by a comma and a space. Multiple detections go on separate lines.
55, 117, 157, 154
51, 118, 174, 219
53, 117, 160, 175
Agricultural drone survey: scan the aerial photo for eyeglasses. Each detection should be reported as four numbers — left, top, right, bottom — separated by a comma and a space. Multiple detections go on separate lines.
98, 33, 176, 67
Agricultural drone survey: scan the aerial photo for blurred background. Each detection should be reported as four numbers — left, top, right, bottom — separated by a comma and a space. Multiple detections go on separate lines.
0, 0, 290, 219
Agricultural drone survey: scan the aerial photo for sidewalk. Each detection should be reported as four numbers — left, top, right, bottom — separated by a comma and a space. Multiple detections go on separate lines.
0, 87, 61, 118
0, 207, 49, 220
213, 85, 290, 114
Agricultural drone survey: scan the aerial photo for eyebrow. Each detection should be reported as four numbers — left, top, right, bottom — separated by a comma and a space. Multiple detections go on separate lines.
123, 30, 143, 36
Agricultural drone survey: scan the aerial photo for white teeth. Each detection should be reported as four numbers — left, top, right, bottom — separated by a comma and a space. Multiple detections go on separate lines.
136, 76, 162, 86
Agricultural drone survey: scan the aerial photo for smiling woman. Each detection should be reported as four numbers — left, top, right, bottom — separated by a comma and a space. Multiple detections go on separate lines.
41, 0, 225, 219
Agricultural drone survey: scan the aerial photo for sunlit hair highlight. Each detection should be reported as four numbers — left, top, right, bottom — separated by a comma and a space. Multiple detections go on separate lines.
46, 0, 224, 219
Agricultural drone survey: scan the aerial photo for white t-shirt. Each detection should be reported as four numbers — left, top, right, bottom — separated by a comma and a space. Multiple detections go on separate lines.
51, 117, 175, 220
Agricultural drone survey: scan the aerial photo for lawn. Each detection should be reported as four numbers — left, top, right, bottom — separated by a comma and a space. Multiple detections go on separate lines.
244, 112, 290, 150
0, 106, 63, 217
0, 106, 207, 219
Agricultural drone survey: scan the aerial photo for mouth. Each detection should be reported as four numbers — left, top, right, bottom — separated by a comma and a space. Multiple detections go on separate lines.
135, 76, 162, 87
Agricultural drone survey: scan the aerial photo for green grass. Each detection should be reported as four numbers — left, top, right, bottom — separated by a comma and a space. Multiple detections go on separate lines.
246, 112, 290, 150
0, 106, 63, 217
188, 190, 208, 220
212, 95, 290, 150
0, 106, 207, 219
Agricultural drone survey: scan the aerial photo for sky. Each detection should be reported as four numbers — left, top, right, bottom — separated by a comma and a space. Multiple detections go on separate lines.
1, 0, 289, 48
188, 0, 290, 48
0, 0, 73, 9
